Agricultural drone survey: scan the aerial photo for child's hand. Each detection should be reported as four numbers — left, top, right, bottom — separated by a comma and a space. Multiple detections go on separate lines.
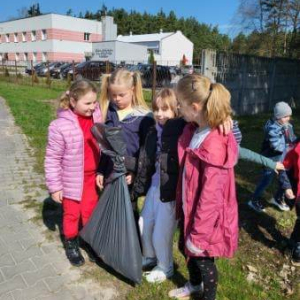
96, 174, 104, 190
125, 172, 135, 185
275, 162, 285, 173
51, 191, 62, 203
218, 117, 233, 135
285, 189, 295, 199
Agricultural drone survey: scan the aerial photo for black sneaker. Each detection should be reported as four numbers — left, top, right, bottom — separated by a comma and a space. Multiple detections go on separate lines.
65, 237, 85, 267
291, 242, 300, 266
248, 199, 265, 213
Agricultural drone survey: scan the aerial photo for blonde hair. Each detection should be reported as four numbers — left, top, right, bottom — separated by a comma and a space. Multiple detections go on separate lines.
152, 88, 178, 117
177, 74, 232, 128
99, 68, 149, 120
59, 79, 98, 110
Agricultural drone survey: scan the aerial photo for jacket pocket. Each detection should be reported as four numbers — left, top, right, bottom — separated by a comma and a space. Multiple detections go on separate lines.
209, 213, 223, 245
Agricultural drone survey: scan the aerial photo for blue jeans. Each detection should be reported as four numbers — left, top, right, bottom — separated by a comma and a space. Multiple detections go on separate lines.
252, 169, 284, 201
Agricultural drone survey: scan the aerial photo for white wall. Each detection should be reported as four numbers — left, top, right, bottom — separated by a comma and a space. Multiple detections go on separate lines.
102, 16, 117, 41
0, 40, 93, 54
51, 14, 102, 34
0, 15, 52, 33
115, 42, 147, 62
0, 14, 102, 34
92, 41, 116, 61
52, 40, 93, 53
160, 31, 193, 66
0, 40, 53, 52
91, 41, 147, 63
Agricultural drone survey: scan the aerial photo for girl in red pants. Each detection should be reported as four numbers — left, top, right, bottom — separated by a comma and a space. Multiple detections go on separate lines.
45, 79, 102, 266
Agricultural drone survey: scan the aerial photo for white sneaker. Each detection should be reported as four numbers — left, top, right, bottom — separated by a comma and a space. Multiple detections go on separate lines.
144, 266, 173, 283
142, 257, 157, 269
269, 197, 290, 211
168, 281, 202, 299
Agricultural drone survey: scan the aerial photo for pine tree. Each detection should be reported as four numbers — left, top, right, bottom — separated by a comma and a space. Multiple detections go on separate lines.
148, 50, 155, 64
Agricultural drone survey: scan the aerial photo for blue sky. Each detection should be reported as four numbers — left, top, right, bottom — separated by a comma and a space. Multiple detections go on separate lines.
1, 0, 241, 36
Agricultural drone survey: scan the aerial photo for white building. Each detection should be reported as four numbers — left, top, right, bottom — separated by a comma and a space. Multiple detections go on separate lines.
0, 14, 117, 62
117, 30, 193, 66
91, 40, 148, 63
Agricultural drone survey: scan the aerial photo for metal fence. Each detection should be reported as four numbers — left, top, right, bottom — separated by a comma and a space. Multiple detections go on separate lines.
0, 60, 197, 100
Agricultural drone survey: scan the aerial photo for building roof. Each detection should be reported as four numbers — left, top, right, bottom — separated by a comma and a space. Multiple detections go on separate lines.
117, 32, 174, 43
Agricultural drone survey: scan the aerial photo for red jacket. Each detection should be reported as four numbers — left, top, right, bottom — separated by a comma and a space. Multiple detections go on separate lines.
283, 143, 300, 198
176, 123, 239, 258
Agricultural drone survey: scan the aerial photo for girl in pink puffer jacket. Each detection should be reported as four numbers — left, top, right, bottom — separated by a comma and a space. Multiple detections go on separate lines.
45, 79, 102, 267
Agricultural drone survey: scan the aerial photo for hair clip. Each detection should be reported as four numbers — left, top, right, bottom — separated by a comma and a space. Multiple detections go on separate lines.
206, 83, 213, 101
191, 80, 197, 92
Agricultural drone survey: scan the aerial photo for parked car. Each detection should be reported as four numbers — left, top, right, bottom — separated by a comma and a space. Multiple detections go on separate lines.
74, 61, 115, 81
61, 63, 78, 79
181, 65, 194, 75
129, 64, 172, 87
36, 62, 65, 77
51, 63, 72, 79
25, 62, 46, 75
193, 65, 201, 74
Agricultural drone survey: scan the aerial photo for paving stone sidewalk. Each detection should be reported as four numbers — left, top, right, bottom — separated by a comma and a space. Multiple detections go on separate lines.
0, 97, 119, 300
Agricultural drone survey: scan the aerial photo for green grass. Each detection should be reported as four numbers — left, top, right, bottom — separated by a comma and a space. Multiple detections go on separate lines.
0, 81, 60, 173
1, 81, 300, 300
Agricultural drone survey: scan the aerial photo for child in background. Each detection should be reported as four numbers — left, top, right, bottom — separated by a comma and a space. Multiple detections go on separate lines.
248, 102, 296, 213
168, 74, 239, 300
45, 79, 102, 267
96, 68, 154, 222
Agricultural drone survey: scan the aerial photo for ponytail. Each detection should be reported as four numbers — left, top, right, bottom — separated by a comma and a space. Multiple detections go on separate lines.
132, 71, 149, 110
59, 91, 71, 109
99, 74, 111, 120
205, 83, 232, 128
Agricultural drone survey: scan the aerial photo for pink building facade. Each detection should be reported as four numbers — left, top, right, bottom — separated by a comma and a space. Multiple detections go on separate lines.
0, 14, 117, 62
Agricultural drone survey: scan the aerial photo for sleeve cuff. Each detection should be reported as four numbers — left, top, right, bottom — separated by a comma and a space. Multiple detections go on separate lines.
186, 237, 204, 255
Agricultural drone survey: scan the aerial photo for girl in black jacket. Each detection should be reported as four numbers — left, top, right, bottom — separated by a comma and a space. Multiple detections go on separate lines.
133, 88, 186, 283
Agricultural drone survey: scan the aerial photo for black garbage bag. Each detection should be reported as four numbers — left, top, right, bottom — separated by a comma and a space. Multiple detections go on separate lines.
80, 123, 142, 284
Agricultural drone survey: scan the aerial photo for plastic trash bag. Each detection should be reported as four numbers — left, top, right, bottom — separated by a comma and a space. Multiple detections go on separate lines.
80, 123, 142, 284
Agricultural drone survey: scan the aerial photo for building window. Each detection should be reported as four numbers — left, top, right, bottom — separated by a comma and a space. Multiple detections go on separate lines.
15, 53, 19, 61
84, 32, 90, 41
6, 34, 10, 43
147, 48, 159, 54
24, 53, 28, 61
22, 32, 26, 42
14, 33, 18, 43
32, 52, 37, 62
31, 31, 36, 41
41, 30, 47, 40
42, 52, 47, 62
